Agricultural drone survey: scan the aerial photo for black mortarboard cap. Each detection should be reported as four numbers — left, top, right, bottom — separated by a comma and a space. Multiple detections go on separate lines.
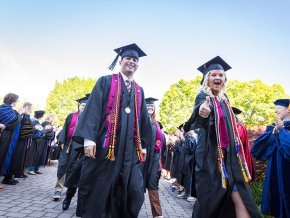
108, 43, 146, 71
232, 107, 243, 115
34, 110, 45, 118
76, 94, 90, 104
197, 56, 231, 85
274, 99, 290, 107
145, 97, 158, 105
178, 124, 184, 130
157, 121, 163, 129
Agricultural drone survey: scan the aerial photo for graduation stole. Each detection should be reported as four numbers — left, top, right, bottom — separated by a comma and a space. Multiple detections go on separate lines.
103, 73, 143, 162
67, 112, 79, 139
211, 97, 251, 189
154, 122, 163, 152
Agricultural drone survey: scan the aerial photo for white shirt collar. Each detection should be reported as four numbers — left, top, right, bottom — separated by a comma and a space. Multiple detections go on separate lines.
120, 72, 134, 83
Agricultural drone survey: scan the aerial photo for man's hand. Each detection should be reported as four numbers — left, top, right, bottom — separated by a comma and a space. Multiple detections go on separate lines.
275, 117, 284, 131
0, 124, 6, 131
84, 145, 96, 159
45, 125, 52, 130
60, 143, 64, 150
199, 96, 211, 118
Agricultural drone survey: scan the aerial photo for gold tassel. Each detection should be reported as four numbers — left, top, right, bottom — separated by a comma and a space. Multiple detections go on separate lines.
106, 146, 115, 161
137, 149, 142, 162
244, 164, 252, 180
241, 168, 249, 183
221, 175, 227, 189
66, 140, 72, 153
220, 162, 227, 189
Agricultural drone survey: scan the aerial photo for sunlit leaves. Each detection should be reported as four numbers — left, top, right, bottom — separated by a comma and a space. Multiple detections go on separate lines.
45, 77, 96, 126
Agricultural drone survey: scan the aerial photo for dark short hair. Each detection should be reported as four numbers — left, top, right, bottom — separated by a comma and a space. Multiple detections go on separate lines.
23, 102, 32, 107
3, 93, 19, 105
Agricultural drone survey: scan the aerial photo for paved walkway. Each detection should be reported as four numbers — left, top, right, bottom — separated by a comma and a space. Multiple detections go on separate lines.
0, 162, 193, 217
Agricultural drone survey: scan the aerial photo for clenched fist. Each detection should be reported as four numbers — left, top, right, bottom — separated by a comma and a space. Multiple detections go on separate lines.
84, 145, 96, 159
0, 124, 6, 131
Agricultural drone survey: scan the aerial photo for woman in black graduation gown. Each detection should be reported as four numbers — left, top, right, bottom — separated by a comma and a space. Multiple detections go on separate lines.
143, 97, 165, 217
56, 95, 88, 210
73, 44, 152, 218
184, 56, 260, 218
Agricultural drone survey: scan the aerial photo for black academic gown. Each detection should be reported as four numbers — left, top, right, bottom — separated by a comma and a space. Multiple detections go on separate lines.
58, 112, 84, 188
186, 91, 260, 218
182, 134, 197, 197
143, 124, 162, 190
160, 135, 167, 168
142, 124, 156, 192
32, 121, 53, 167
73, 75, 152, 218
25, 118, 44, 167
8, 114, 34, 177
0, 105, 21, 176
57, 113, 74, 179
64, 141, 84, 188
164, 143, 173, 171
171, 140, 182, 180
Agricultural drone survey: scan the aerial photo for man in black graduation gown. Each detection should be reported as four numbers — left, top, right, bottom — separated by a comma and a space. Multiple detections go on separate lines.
53, 96, 87, 201
73, 43, 152, 218
26, 110, 46, 175
4, 102, 34, 182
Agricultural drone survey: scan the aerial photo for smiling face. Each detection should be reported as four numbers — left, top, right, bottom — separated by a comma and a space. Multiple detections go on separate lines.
146, 104, 155, 115
79, 103, 86, 113
207, 69, 226, 95
119, 56, 139, 78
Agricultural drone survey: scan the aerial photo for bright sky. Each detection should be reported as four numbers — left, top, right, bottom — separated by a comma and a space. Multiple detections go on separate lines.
1, 0, 290, 108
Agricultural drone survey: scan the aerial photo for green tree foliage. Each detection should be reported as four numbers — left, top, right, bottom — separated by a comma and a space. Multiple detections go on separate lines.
45, 77, 96, 126
159, 77, 202, 132
160, 77, 289, 132
226, 80, 289, 127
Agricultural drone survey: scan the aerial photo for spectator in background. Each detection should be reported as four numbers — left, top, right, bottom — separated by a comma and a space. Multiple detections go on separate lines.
252, 99, 290, 217
0, 93, 22, 186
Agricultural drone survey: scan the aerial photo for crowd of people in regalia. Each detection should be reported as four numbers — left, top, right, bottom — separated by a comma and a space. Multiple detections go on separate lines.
0, 93, 62, 187
1, 43, 290, 218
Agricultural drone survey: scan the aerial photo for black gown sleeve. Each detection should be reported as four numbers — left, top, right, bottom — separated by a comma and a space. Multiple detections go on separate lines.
139, 88, 153, 150
73, 76, 107, 144
184, 91, 209, 132
58, 113, 73, 144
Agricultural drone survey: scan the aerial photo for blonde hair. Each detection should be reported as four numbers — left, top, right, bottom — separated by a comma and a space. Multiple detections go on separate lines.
174, 129, 184, 140
200, 70, 228, 99
149, 105, 157, 124
45, 114, 55, 121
